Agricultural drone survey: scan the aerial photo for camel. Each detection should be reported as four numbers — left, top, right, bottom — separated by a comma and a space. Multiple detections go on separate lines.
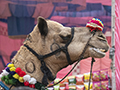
0, 17, 109, 90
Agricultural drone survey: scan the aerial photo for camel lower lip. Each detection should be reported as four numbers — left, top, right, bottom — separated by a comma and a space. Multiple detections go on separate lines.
92, 48, 106, 55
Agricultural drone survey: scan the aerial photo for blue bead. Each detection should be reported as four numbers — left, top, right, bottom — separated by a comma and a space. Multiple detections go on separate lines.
9, 71, 16, 75
5, 67, 10, 72
6, 62, 12, 66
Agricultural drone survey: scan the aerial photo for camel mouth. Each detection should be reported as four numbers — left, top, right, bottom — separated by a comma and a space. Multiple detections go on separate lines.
88, 44, 107, 56
92, 48, 106, 55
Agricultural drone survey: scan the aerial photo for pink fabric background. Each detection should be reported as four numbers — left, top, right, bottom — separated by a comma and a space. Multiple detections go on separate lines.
115, 0, 120, 89
1, 0, 120, 89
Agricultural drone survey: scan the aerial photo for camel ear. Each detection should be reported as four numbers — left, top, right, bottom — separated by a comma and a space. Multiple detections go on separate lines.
37, 16, 48, 36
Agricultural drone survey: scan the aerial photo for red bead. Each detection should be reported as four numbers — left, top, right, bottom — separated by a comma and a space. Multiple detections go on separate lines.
24, 81, 29, 86
15, 67, 22, 74
29, 84, 35, 88
19, 71, 26, 77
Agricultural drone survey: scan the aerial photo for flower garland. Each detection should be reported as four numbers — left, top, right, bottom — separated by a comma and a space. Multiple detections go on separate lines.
0, 63, 45, 90
86, 18, 104, 32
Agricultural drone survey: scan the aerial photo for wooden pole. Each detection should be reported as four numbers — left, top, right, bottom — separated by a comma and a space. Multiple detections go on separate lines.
111, 0, 116, 89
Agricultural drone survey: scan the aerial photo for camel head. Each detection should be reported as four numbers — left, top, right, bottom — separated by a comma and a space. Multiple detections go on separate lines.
22, 16, 109, 82
18, 16, 108, 82
0, 17, 109, 89
25, 17, 109, 61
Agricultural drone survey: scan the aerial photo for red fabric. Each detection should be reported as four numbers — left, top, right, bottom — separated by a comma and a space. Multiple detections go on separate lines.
0, 1, 11, 18
0, 35, 24, 67
115, 0, 120, 89
0, 22, 8, 36
86, 0, 111, 6
51, 16, 69, 24
32, 3, 54, 19
69, 17, 93, 25
54, 0, 86, 11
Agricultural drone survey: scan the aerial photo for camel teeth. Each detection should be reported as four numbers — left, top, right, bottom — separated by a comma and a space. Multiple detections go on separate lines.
100, 49, 105, 52
92, 48, 106, 55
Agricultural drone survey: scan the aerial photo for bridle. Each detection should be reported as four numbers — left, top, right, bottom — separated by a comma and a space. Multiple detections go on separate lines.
24, 27, 96, 88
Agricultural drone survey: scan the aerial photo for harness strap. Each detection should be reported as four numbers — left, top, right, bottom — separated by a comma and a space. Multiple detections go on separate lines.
23, 27, 74, 86
24, 28, 74, 65
65, 27, 74, 47
61, 46, 72, 64
46, 30, 97, 88
88, 58, 95, 90
64, 27, 74, 64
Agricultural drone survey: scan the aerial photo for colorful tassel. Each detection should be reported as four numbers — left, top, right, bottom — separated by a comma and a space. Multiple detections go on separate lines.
86, 18, 104, 32
0, 63, 41, 90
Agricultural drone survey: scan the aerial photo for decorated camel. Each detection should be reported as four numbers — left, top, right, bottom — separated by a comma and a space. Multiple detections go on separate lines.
0, 17, 109, 90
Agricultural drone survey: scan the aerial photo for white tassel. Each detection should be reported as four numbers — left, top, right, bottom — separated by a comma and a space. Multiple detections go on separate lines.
29, 78, 37, 84
23, 75, 31, 82
1, 70, 9, 76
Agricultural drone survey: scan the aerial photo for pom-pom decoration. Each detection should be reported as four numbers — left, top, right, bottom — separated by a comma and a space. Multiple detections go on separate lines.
19, 77, 24, 83
0, 63, 43, 90
7, 64, 14, 68
0, 74, 3, 79
23, 75, 31, 82
19, 71, 26, 77
10, 67, 16, 71
29, 78, 37, 84
13, 73, 19, 79
29, 84, 35, 88
9, 71, 16, 75
15, 67, 22, 74
6, 67, 10, 72
86, 18, 104, 32
24, 81, 29, 86
1, 70, 9, 76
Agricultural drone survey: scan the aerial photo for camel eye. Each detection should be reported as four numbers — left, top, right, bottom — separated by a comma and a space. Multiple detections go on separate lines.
59, 35, 71, 43
60, 35, 71, 40
98, 35, 105, 39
